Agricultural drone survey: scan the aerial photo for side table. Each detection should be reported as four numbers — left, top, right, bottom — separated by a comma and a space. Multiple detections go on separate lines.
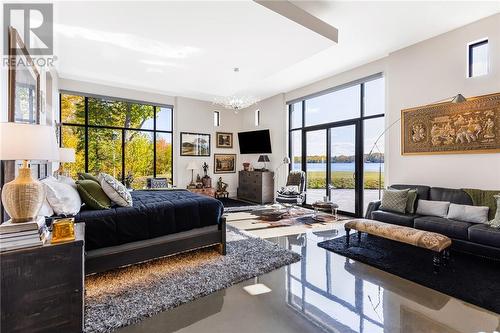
0, 223, 85, 333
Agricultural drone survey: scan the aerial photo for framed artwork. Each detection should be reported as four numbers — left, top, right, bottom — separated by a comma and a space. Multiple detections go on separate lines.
180, 132, 210, 156
214, 154, 236, 173
8, 27, 40, 124
401, 92, 500, 155
216, 132, 233, 148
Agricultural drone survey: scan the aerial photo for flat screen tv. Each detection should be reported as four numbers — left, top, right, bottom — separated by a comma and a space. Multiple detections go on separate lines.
238, 129, 272, 154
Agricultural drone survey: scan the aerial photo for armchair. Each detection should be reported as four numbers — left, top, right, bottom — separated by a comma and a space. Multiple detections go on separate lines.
276, 171, 306, 207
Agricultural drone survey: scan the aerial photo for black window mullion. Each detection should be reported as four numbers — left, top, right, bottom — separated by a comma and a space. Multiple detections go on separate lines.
153, 106, 157, 178
84, 97, 89, 172
121, 129, 125, 184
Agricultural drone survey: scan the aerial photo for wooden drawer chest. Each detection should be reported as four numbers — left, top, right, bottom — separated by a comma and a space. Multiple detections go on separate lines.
0, 223, 85, 333
237, 171, 274, 204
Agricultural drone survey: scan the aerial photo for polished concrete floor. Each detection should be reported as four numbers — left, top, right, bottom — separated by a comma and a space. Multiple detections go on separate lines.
118, 226, 500, 333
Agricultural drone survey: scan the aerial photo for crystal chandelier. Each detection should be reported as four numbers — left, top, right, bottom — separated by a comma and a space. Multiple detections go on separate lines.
213, 67, 258, 113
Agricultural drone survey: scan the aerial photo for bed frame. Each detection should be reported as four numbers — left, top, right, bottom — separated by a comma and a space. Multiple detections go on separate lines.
84, 217, 226, 275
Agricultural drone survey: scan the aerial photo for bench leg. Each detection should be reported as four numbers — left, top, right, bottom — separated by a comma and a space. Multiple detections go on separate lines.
357, 231, 362, 243
345, 228, 351, 247
433, 252, 442, 274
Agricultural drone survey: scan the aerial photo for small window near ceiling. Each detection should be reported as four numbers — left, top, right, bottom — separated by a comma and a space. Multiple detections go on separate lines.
214, 111, 220, 127
468, 39, 488, 78
255, 109, 260, 127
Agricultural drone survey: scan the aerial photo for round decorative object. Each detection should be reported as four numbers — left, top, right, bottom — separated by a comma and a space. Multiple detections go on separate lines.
312, 213, 336, 223
312, 201, 338, 212
260, 210, 286, 221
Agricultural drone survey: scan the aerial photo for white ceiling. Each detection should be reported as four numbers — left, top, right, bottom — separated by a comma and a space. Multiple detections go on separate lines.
53, 1, 500, 102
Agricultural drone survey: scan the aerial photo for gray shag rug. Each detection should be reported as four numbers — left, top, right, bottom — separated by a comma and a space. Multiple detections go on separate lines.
84, 225, 301, 333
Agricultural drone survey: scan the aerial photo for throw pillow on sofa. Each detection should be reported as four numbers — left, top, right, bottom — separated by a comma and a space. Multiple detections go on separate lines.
389, 187, 418, 213
447, 203, 489, 224
380, 189, 409, 214
76, 179, 111, 210
416, 199, 450, 218
98, 173, 133, 207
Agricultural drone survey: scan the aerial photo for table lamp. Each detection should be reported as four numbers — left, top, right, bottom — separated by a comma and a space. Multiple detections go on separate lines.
258, 155, 270, 171
0, 122, 59, 223
58, 147, 75, 176
186, 161, 198, 187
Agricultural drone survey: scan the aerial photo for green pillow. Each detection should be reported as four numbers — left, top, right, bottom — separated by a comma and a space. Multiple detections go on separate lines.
78, 172, 100, 184
380, 189, 409, 214
76, 180, 111, 210
406, 189, 418, 214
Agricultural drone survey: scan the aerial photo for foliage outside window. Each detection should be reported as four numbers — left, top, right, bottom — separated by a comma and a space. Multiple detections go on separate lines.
60, 93, 173, 189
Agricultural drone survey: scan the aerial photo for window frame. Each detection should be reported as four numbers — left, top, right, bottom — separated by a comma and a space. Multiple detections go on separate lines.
255, 109, 260, 127
214, 111, 220, 127
287, 74, 385, 217
59, 91, 174, 185
468, 38, 488, 78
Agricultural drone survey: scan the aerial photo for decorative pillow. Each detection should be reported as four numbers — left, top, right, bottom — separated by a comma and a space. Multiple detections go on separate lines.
98, 173, 133, 207
488, 194, 500, 227
279, 185, 300, 195
38, 197, 54, 217
389, 186, 418, 214
416, 199, 450, 218
149, 178, 169, 189
41, 177, 82, 215
58, 175, 77, 189
380, 189, 409, 214
447, 203, 489, 224
76, 180, 111, 210
78, 172, 100, 184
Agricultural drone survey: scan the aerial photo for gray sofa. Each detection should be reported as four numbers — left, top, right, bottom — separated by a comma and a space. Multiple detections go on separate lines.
365, 184, 500, 259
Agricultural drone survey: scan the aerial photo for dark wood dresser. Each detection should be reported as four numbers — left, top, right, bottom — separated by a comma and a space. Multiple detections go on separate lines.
1, 223, 85, 333
237, 170, 274, 204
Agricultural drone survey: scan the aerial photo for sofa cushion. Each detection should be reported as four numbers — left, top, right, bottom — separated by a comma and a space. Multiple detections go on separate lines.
380, 189, 409, 214
430, 187, 472, 205
416, 199, 450, 218
391, 184, 430, 201
371, 210, 419, 227
468, 224, 500, 248
414, 216, 472, 240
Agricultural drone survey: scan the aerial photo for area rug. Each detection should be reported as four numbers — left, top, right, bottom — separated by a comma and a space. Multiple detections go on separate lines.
84, 226, 301, 333
318, 234, 500, 314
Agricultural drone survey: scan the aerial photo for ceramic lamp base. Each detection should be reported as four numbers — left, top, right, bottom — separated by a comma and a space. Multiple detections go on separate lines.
1, 162, 44, 223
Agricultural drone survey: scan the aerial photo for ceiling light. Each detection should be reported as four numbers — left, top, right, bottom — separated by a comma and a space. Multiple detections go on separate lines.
213, 67, 259, 113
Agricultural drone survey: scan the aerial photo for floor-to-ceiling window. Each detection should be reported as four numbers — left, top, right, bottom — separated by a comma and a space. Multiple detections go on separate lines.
288, 74, 385, 217
60, 93, 173, 189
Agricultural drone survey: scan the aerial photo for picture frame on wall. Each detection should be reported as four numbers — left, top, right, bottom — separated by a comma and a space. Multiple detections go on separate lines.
216, 132, 233, 148
8, 27, 40, 124
214, 154, 236, 173
180, 132, 211, 156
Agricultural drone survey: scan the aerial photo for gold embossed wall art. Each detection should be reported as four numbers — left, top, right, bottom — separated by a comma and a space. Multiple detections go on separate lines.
401, 93, 500, 155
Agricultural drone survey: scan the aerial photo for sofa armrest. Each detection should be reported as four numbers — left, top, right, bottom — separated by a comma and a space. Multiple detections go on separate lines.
365, 200, 381, 219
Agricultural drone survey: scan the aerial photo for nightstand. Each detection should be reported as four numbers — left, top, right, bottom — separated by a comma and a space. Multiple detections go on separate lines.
0, 223, 85, 333
188, 187, 216, 197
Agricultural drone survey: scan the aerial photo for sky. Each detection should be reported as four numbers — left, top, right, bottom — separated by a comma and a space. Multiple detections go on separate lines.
291, 77, 385, 157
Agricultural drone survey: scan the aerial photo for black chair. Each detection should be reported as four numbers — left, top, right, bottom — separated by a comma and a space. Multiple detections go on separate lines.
276, 171, 306, 206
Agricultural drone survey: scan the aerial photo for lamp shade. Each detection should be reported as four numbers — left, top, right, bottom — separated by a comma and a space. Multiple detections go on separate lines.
258, 155, 270, 162
0, 122, 59, 161
186, 161, 198, 170
59, 148, 75, 163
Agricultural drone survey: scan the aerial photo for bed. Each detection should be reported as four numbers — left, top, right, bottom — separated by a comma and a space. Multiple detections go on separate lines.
75, 189, 226, 274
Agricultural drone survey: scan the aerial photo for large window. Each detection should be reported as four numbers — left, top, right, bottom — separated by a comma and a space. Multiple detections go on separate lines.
60, 93, 173, 189
468, 39, 488, 78
288, 75, 385, 216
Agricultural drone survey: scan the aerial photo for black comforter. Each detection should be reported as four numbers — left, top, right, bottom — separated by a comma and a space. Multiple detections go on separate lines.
75, 190, 224, 251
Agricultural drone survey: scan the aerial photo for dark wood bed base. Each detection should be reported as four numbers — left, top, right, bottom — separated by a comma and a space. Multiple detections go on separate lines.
85, 217, 226, 275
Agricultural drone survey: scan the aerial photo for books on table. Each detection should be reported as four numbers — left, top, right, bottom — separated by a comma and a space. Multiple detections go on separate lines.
0, 217, 47, 252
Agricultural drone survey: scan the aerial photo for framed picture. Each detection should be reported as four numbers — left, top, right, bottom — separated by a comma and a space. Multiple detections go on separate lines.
180, 132, 211, 156
401, 92, 500, 155
8, 27, 40, 124
214, 154, 236, 173
216, 132, 233, 148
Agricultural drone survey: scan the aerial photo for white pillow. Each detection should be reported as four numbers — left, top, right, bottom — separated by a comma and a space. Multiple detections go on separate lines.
58, 175, 77, 189
98, 173, 133, 207
38, 197, 54, 217
416, 199, 450, 218
41, 178, 81, 215
447, 203, 489, 224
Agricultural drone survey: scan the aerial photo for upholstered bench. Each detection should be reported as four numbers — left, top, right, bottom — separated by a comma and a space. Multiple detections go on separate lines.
344, 218, 452, 273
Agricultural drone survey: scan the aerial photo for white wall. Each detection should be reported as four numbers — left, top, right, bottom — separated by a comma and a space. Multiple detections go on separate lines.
387, 13, 500, 189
